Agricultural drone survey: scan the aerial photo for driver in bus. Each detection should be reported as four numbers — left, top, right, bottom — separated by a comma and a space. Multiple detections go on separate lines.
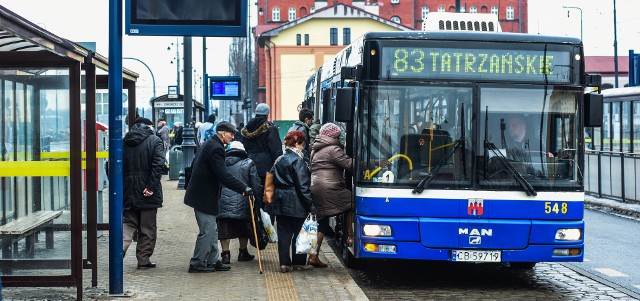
505, 114, 554, 166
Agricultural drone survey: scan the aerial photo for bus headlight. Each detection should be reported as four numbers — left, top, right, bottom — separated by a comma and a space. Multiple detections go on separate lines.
555, 228, 582, 241
363, 224, 392, 237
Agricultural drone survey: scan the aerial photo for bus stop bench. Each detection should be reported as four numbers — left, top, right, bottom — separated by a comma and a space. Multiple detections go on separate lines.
0, 210, 63, 259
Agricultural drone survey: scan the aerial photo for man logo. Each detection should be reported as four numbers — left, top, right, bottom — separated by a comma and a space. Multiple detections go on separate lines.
468, 198, 484, 216
469, 236, 481, 244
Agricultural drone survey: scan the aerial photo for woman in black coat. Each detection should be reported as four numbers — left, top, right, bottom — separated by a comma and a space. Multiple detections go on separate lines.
217, 141, 263, 264
271, 130, 314, 273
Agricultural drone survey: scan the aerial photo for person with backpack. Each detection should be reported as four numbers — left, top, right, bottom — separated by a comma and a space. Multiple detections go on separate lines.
197, 113, 217, 145
288, 108, 314, 162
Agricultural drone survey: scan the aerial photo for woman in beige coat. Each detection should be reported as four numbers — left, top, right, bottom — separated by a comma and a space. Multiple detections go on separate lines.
309, 123, 352, 268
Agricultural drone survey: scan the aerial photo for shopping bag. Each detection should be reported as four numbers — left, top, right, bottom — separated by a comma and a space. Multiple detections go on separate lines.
260, 209, 278, 243
295, 214, 318, 254
249, 202, 269, 250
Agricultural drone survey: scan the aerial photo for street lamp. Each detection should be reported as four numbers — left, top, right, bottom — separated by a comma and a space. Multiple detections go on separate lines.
563, 6, 583, 41
123, 57, 156, 99
167, 38, 181, 94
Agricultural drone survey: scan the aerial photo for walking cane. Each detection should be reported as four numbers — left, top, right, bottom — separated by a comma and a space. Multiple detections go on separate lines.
248, 195, 263, 274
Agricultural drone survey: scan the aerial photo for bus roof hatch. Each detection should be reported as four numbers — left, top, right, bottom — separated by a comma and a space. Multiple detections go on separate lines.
422, 12, 502, 32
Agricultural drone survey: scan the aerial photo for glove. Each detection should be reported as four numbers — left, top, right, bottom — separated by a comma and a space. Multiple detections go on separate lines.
244, 187, 254, 197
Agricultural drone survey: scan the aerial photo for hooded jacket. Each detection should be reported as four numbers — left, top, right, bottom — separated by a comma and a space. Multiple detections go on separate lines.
240, 116, 283, 178
271, 149, 314, 218
310, 135, 353, 218
184, 135, 248, 215
123, 123, 165, 210
218, 148, 263, 220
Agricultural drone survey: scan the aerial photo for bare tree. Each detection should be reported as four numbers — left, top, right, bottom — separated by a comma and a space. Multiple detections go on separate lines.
228, 37, 258, 109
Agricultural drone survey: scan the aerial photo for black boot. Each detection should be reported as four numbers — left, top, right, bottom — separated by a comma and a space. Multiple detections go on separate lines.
237, 248, 255, 261
221, 250, 231, 264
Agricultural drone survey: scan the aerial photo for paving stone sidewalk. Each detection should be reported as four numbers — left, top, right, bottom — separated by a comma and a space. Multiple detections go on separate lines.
2, 178, 368, 301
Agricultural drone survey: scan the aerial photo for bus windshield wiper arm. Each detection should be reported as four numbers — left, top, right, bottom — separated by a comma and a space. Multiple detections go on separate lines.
484, 140, 537, 196
412, 138, 462, 194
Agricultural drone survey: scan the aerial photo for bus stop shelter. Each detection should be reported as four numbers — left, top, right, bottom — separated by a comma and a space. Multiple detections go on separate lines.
0, 5, 138, 298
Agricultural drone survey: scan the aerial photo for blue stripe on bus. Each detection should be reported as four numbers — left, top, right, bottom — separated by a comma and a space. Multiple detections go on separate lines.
355, 196, 584, 220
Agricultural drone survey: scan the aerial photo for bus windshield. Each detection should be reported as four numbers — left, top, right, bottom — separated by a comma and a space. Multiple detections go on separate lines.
358, 83, 473, 188
357, 83, 582, 191
479, 86, 581, 190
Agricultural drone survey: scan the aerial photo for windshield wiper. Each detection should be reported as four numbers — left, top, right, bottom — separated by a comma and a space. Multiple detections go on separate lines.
412, 138, 462, 194
483, 108, 536, 196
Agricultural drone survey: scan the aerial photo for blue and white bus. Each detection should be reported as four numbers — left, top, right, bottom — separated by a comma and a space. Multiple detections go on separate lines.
304, 29, 602, 268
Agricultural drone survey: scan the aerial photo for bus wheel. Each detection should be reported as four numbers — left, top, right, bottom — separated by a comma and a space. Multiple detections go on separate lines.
510, 262, 536, 269
341, 240, 359, 269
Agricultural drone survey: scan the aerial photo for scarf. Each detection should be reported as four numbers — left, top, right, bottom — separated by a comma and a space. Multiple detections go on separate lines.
286, 146, 304, 159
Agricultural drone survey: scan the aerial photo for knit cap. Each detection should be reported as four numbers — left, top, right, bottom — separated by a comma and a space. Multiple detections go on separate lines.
255, 103, 270, 116
319, 123, 341, 139
229, 141, 245, 152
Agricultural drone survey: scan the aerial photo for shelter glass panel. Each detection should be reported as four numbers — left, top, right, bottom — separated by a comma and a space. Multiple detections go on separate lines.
0, 67, 72, 276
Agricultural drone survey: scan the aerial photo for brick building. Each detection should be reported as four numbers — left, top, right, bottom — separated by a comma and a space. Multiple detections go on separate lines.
253, 0, 528, 119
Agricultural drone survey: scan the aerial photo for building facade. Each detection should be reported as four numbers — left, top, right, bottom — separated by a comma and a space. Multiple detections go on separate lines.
254, 0, 529, 120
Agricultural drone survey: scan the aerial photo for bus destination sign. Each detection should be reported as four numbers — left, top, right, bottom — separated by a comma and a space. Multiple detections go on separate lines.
381, 47, 571, 83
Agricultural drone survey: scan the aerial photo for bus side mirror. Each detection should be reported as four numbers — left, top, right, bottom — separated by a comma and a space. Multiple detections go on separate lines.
584, 93, 603, 127
335, 87, 355, 123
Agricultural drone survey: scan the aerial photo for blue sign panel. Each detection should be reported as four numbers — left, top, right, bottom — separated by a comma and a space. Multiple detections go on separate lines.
209, 76, 241, 100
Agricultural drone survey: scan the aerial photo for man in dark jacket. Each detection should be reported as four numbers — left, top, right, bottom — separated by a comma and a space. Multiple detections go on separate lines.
123, 117, 166, 269
288, 108, 314, 161
184, 121, 253, 273
241, 103, 282, 189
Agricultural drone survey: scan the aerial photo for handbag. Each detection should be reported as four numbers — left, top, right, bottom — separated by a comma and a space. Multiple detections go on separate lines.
263, 171, 275, 204
249, 204, 269, 250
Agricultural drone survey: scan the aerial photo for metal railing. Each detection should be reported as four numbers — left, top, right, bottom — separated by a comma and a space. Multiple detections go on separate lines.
585, 150, 640, 203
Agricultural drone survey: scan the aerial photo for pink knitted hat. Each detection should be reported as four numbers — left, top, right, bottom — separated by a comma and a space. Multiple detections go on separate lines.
319, 123, 341, 139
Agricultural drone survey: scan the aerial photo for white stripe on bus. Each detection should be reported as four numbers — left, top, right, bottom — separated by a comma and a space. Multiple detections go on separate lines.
356, 187, 585, 202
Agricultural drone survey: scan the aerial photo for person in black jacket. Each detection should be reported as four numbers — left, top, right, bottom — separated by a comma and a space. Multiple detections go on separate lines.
123, 117, 165, 269
241, 103, 283, 218
217, 141, 263, 264
184, 121, 253, 273
240, 103, 283, 184
288, 108, 314, 162
271, 130, 315, 273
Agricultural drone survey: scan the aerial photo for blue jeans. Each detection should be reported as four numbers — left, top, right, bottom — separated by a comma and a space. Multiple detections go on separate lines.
190, 209, 219, 267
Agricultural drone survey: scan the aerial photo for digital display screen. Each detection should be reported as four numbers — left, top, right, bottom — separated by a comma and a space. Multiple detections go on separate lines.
131, 0, 239, 25
210, 79, 240, 99
125, 0, 247, 37
381, 47, 571, 83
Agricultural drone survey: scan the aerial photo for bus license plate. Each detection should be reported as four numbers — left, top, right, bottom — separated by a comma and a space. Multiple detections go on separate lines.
452, 250, 501, 262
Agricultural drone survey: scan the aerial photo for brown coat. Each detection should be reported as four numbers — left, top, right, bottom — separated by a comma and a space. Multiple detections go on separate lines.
310, 135, 353, 218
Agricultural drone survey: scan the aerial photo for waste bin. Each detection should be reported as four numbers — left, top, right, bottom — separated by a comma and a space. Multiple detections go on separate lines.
169, 145, 183, 180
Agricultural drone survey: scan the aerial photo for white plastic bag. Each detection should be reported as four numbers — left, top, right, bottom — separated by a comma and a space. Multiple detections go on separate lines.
295, 214, 318, 254
260, 208, 278, 242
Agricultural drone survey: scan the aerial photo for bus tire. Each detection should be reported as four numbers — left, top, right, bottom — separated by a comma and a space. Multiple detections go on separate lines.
510, 262, 536, 269
341, 240, 359, 269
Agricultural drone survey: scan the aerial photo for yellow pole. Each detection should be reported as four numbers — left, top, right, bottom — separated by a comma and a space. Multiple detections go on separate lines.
248, 195, 263, 274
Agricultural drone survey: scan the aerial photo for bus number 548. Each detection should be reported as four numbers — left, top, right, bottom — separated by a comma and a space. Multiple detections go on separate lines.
544, 202, 568, 214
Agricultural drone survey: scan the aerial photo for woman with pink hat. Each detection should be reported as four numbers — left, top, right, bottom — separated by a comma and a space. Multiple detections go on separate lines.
308, 123, 352, 268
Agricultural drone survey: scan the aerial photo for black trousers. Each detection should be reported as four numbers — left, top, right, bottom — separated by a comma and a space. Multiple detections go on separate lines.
276, 215, 307, 266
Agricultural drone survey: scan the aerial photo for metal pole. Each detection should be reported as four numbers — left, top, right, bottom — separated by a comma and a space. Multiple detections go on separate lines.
177, 38, 181, 94
203, 38, 208, 116
563, 6, 583, 41
123, 57, 156, 98
108, 0, 123, 294
614, 0, 619, 88
178, 37, 195, 189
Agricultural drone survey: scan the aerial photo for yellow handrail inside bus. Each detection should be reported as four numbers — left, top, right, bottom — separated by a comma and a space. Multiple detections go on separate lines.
365, 154, 413, 180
